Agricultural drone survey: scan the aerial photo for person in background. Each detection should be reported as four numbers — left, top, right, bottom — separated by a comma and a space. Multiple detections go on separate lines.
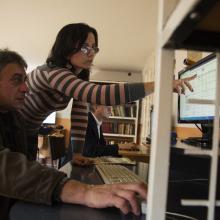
0, 49, 148, 219
83, 104, 138, 157
18, 23, 196, 166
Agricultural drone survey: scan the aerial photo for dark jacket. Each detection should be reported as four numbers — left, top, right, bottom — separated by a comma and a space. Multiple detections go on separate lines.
83, 112, 119, 157
0, 111, 66, 220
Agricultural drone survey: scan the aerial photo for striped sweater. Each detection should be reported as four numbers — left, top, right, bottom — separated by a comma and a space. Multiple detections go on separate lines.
19, 64, 145, 152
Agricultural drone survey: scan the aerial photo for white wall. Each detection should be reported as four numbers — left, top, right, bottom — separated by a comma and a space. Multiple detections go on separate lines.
140, 51, 156, 140
90, 69, 142, 82
56, 99, 73, 119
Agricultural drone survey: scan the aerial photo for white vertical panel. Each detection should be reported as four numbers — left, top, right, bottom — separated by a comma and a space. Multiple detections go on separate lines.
147, 0, 174, 219
134, 101, 139, 143
147, 47, 174, 219
141, 52, 155, 142
207, 53, 220, 220
147, 49, 174, 220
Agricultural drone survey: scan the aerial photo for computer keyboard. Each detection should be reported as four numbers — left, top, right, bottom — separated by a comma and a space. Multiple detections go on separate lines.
95, 164, 145, 184
180, 137, 212, 148
93, 157, 136, 165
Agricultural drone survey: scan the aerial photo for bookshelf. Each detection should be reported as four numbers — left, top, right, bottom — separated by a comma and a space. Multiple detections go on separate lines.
90, 80, 140, 145
147, 0, 220, 220
102, 101, 139, 144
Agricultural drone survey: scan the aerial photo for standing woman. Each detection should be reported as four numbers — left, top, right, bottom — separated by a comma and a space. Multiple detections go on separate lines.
19, 23, 195, 164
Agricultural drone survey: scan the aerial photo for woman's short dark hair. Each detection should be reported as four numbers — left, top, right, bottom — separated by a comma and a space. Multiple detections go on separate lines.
0, 48, 27, 72
46, 23, 98, 80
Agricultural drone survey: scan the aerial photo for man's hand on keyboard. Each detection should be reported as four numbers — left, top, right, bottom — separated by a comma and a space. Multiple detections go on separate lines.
72, 153, 93, 166
60, 180, 147, 216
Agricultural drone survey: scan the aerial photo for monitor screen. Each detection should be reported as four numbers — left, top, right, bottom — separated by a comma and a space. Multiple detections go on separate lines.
178, 53, 217, 124
42, 112, 56, 125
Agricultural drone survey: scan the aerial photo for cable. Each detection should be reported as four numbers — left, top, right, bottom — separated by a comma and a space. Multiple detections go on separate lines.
195, 124, 203, 133
166, 211, 199, 220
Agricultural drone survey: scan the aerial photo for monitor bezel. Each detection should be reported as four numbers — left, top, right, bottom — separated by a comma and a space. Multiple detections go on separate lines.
178, 53, 216, 124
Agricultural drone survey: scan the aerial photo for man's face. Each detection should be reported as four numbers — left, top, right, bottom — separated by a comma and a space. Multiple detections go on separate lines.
0, 63, 27, 111
96, 106, 111, 120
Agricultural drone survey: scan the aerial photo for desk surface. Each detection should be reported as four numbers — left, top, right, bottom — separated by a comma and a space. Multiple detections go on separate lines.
10, 144, 217, 220
10, 162, 149, 220
119, 144, 150, 163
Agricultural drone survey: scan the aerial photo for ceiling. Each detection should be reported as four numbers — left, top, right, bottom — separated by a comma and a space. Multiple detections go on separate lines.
0, 0, 158, 73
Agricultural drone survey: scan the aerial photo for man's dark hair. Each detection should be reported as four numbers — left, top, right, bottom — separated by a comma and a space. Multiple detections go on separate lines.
46, 23, 98, 81
0, 48, 27, 72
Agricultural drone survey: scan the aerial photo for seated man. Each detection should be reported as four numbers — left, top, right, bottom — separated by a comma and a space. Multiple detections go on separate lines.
0, 49, 147, 219
83, 104, 138, 157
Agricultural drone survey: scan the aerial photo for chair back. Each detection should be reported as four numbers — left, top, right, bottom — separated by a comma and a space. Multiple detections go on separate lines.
49, 134, 66, 168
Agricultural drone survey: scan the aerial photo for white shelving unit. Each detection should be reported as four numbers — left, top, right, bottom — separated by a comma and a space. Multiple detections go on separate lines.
147, 0, 220, 219
103, 101, 139, 144
90, 80, 140, 144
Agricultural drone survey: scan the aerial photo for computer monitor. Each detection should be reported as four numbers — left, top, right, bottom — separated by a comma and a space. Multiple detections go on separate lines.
178, 53, 217, 141
42, 112, 56, 125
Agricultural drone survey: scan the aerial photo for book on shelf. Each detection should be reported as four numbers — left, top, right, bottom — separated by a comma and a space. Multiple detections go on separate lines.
110, 103, 137, 117
106, 139, 133, 145
102, 122, 135, 135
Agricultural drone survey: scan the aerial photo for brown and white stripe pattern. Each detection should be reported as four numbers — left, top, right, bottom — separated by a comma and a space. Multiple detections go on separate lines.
19, 64, 145, 150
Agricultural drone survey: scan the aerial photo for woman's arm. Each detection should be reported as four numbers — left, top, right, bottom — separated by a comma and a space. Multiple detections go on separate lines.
48, 68, 145, 105
48, 68, 196, 106
143, 74, 196, 95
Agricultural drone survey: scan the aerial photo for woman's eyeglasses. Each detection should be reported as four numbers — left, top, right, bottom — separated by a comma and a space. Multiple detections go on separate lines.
80, 46, 99, 55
